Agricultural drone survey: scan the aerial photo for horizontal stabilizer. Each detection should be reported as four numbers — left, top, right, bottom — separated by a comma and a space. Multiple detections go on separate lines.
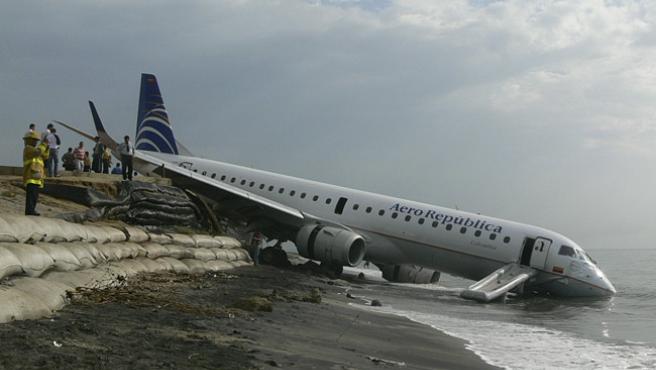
460, 263, 537, 302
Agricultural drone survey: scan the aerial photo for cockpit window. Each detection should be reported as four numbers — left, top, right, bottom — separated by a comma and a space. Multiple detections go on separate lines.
559, 245, 576, 257
586, 252, 597, 265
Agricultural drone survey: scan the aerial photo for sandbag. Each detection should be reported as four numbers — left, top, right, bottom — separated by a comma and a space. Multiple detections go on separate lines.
1, 243, 55, 277
95, 243, 122, 261
0, 246, 23, 279
167, 233, 196, 247
148, 233, 172, 245
192, 248, 216, 261
157, 257, 190, 274
141, 243, 169, 259
102, 226, 127, 243
41, 269, 112, 289
0, 215, 46, 243
214, 236, 241, 249
0, 286, 51, 322
36, 243, 82, 272
212, 249, 230, 261
0, 217, 17, 242
134, 257, 167, 273
192, 234, 222, 248
11, 277, 70, 313
232, 249, 251, 262
181, 259, 206, 274
114, 259, 149, 275
153, 258, 174, 271
204, 260, 233, 272
52, 219, 87, 242
124, 226, 149, 243
65, 243, 99, 269
165, 245, 193, 259
85, 225, 111, 244
121, 242, 143, 259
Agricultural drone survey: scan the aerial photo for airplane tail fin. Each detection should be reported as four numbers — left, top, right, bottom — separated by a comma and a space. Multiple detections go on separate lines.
135, 73, 185, 155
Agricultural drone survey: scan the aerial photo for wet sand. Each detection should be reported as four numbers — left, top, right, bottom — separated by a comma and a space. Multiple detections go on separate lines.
0, 265, 497, 369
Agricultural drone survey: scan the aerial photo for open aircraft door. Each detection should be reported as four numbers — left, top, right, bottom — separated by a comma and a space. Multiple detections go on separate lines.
520, 236, 552, 270
530, 237, 552, 269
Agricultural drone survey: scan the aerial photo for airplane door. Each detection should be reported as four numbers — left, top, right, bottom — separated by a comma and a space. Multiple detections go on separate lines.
530, 237, 552, 269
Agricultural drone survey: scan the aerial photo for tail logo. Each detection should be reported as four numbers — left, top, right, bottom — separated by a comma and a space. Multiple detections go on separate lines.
135, 74, 179, 155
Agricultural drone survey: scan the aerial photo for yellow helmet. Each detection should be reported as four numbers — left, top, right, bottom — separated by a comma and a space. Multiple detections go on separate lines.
23, 131, 40, 141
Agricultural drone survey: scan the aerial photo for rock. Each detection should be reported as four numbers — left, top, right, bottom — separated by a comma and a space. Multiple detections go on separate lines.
302, 288, 322, 304
230, 297, 273, 312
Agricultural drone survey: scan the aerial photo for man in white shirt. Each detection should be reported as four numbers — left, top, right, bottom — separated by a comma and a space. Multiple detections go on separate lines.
117, 135, 134, 180
45, 127, 61, 177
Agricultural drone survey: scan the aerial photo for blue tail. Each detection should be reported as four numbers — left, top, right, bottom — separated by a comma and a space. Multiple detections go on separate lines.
135, 73, 180, 155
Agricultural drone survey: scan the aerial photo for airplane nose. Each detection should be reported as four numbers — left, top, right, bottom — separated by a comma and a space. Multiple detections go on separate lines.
596, 267, 616, 295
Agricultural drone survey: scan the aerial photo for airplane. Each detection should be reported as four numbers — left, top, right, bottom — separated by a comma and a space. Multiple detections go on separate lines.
56, 73, 616, 302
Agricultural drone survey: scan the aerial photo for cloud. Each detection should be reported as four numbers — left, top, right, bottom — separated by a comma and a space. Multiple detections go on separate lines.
1, 0, 655, 248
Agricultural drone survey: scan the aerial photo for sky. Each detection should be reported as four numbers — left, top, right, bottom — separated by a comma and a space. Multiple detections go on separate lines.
1, 0, 655, 250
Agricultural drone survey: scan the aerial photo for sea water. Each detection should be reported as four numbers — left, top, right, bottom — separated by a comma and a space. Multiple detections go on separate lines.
346, 249, 656, 369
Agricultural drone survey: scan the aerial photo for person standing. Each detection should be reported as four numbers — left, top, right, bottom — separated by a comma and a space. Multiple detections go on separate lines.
83, 151, 91, 172
102, 146, 112, 174
117, 135, 134, 180
72, 141, 85, 174
61, 147, 74, 171
45, 127, 61, 177
92, 137, 105, 173
23, 131, 49, 216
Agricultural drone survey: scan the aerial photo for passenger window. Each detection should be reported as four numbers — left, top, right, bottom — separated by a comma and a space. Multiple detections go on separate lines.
460, 227, 467, 234
211, 173, 216, 179
378, 210, 385, 216
365, 207, 372, 213
290, 190, 296, 196
391, 212, 398, 219
230, 177, 236, 183
269, 186, 274, 191
353, 204, 359, 210
475, 230, 481, 237
446, 224, 453, 231
432, 221, 438, 228
221, 175, 226, 181
325, 198, 332, 204
405, 215, 411, 222
259, 184, 265, 189
559, 245, 576, 257
503, 236, 511, 243
202, 171, 207, 176
313, 195, 319, 201
240, 180, 246, 185
489, 233, 496, 240
418, 218, 425, 225
193, 169, 198, 173
279, 188, 284, 194
249, 181, 255, 187
300, 193, 306, 199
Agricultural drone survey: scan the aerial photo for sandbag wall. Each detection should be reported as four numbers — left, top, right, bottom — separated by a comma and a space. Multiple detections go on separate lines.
0, 215, 251, 323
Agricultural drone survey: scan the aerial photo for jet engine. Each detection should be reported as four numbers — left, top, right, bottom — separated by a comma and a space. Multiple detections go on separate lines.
378, 264, 441, 284
295, 224, 366, 267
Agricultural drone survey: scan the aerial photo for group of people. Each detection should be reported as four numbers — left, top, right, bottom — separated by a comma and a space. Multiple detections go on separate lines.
22, 122, 136, 216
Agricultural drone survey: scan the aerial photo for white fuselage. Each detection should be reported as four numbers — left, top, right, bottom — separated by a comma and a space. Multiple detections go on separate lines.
145, 152, 616, 297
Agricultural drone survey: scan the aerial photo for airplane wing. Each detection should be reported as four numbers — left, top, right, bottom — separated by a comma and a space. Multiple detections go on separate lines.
134, 149, 307, 233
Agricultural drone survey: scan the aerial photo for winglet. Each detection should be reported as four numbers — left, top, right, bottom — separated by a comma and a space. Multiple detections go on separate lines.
88, 100, 118, 150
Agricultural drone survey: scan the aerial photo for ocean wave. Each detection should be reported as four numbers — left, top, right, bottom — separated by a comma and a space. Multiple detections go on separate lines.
365, 305, 656, 370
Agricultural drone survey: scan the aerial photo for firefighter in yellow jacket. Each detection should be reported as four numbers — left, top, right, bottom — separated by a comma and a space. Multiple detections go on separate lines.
23, 131, 49, 216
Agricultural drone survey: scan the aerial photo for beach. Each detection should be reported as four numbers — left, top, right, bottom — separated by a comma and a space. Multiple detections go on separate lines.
0, 264, 496, 369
